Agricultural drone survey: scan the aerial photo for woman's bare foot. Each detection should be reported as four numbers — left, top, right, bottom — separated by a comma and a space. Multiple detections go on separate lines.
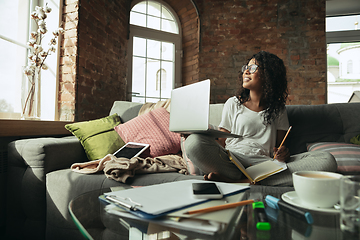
203, 172, 252, 183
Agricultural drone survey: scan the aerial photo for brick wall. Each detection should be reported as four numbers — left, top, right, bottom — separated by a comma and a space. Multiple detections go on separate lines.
60, 0, 129, 121
59, 0, 326, 121
164, 0, 201, 85
195, 0, 326, 104
59, 0, 78, 121
76, 0, 129, 121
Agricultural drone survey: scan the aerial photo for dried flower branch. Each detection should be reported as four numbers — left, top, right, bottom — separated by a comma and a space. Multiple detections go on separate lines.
22, 3, 63, 117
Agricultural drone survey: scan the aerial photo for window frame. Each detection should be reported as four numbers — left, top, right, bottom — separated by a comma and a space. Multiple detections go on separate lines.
327, 30, 360, 44
326, 0, 360, 44
326, 0, 360, 103
347, 60, 353, 74
127, 0, 182, 102
0, 0, 62, 121
0, 0, 32, 119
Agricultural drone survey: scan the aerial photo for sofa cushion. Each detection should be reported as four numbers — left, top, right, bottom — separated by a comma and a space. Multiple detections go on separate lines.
65, 114, 125, 161
286, 103, 360, 155
114, 107, 181, 157
307, 142, 360, 174
109, 101, 143, 123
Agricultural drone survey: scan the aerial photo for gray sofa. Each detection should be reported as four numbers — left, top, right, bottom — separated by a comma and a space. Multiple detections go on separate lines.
5, 101, 360, 240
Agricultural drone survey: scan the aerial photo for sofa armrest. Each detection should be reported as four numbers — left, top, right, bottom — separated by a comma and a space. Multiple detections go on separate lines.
6, 136, 87, 239
8, 136, 87, 175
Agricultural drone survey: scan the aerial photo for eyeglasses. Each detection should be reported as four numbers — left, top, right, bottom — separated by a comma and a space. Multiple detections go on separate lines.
241, 64, 259, 74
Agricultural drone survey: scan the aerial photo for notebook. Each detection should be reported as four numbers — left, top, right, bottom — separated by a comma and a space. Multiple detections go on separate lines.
227, 151, 287, 184
169, 80, 241, 138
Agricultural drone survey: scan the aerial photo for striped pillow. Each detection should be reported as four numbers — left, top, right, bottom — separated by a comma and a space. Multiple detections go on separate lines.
307, 142, 360, 174
114, 107, 181, 158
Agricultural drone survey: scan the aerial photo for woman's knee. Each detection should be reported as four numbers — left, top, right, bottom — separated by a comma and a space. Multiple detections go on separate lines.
320, 152, 337, 172
184, 134, 212, 156
306, 151, 337, 171
288, 151, 338, 172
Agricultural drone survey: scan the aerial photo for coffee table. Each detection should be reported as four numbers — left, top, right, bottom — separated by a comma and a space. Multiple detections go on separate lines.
69, 185, 358, 240
68, 185, 245, 240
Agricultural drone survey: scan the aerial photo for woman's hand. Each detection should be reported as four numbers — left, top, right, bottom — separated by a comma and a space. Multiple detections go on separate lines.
216, 128, 230, 148
273, 145, 290, 162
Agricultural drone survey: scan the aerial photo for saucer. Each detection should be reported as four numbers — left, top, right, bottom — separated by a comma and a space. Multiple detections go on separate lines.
281, 191, 340, 213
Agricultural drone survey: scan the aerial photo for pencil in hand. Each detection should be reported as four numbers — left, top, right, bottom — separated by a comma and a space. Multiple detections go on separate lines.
273, 126, 292, 160
184, 199, 255, 215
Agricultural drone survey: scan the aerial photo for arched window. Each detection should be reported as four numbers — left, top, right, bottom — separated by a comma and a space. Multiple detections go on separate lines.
347, 60, 353, 74
128, 0, 182, 103
156, 69, 166, 91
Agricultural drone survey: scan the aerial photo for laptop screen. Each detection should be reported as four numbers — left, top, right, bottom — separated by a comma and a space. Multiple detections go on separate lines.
169, 80, 210, 132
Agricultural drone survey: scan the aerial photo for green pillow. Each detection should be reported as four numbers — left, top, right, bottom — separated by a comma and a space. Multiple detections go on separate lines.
350, 134, 360, 145
65, 114, 125, 160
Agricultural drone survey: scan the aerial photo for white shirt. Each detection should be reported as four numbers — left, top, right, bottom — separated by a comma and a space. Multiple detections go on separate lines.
219, 96, 289, 166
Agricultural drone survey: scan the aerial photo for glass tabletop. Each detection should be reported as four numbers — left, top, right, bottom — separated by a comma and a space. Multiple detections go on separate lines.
68, 186, 246, 240
69, 185, 358, 240
240, 185, 359, 240
68, 188, 116, 240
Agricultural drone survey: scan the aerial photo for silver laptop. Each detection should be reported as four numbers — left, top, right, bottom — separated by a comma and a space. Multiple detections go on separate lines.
169, 79, 241, 138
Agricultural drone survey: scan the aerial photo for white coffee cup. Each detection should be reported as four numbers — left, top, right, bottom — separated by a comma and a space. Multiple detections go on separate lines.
293, 171, 343, 208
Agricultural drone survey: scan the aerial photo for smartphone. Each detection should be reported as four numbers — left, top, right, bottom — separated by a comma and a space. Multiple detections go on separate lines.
192, 182, 223, 199
113, 142, 149, 159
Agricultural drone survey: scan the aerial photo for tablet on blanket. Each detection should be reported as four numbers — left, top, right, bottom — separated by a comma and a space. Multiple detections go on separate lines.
113, 142, 149, 159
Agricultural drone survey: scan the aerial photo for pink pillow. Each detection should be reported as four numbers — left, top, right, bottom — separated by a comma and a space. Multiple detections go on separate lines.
114, 107, 181, 157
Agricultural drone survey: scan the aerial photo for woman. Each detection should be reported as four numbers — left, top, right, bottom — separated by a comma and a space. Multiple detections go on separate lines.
184, 51, 337, 186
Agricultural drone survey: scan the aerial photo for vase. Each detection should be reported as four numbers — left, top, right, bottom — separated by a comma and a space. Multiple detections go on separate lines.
21, 70, 41, 120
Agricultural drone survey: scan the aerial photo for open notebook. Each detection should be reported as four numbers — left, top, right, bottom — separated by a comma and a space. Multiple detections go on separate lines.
169, 80, 241, 138
227, 151, 287, 184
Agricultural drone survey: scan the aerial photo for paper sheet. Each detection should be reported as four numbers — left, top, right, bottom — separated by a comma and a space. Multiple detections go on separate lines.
167, 188, 247, 223
104, 179, 249, 216
106, 204, 224, 234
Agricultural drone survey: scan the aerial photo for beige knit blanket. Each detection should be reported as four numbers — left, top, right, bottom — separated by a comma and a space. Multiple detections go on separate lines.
138, 98, 171, 116
71, 154, 188, 183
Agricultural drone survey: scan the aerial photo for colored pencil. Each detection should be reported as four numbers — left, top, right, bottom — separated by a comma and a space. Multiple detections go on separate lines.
184, 199, 254, 215
273, 126, 292, 159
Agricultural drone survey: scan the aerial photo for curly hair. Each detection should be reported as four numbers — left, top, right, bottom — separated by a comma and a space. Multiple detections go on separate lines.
237, 51, 288, 125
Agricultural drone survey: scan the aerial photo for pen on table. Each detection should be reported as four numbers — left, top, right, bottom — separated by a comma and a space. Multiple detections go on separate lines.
105, 195, 141, 211
273, 126, 292, 159
265, 195, 313, 224
184, 199, 254, 215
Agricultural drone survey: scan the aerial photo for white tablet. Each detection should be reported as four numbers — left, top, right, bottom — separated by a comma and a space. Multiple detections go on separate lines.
113, 142, 149, 159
